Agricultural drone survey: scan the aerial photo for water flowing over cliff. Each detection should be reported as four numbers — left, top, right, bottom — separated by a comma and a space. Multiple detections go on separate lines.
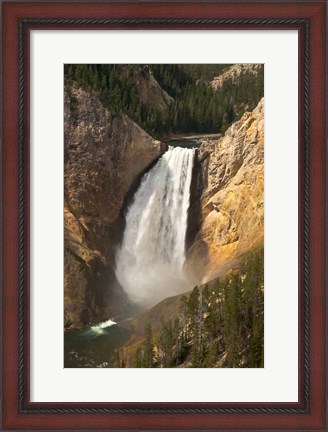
115, 147, 195, 307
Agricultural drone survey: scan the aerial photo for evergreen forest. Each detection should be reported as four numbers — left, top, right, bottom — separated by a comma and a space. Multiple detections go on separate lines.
64, 64, 264, 138
115, 249, 264, 368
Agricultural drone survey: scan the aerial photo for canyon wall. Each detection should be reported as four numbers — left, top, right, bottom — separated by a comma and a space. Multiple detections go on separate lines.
64, 84, 166, 327
186, 98, 264, 283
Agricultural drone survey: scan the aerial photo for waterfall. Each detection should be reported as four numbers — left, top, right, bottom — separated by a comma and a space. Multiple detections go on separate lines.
115, 147, 195, 307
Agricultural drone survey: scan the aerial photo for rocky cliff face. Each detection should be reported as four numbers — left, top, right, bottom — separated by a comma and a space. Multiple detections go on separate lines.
210, 64, 263, 90
129, 65, 174, 112
186, 98, 264, 283
64, 84, 166, 327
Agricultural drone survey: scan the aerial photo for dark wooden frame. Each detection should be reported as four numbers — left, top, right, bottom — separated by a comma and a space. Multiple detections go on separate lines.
2, 1, 326, 430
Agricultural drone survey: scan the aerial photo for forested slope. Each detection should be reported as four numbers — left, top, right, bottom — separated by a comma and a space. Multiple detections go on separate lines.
118, 248, 264, 368
64, 64, 264, 138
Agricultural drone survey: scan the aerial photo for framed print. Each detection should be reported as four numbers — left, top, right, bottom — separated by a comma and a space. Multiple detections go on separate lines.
1, 1, 326, 431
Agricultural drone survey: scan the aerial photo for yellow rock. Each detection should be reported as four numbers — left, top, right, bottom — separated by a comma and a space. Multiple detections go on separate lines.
187, 98, 264, 284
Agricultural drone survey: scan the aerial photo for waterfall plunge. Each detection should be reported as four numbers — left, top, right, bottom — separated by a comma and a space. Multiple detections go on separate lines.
115, 147, 195, 307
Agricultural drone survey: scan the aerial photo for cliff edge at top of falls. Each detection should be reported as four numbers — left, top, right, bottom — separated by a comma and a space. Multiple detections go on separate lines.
186, 97, 264, 283
64, 83, 166, 327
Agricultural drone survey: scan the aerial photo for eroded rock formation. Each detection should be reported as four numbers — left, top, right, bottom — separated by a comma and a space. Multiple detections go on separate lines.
64, 84, 166, 327
210, 64, 263, 90
186, 98, 264, 283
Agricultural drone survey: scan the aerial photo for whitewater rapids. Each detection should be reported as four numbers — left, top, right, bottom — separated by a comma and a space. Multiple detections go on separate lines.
115, 147, 195, 307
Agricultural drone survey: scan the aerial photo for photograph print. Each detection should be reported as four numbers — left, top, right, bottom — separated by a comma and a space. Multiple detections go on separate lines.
64, 64, 264, 368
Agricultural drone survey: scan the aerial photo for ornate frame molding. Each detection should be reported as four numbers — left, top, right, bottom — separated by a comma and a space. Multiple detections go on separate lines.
17, 17, 310, 415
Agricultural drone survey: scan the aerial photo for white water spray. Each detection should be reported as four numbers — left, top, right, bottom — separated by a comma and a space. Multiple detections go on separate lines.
115, 147, 195, 307
89, 319, 117, 335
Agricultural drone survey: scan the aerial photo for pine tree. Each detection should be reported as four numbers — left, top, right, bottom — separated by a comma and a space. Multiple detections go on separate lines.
143, 324, 155, 368
134, 347, 143, 368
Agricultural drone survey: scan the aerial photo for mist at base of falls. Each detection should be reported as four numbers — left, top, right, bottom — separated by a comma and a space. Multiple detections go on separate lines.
115, 146, 195, 308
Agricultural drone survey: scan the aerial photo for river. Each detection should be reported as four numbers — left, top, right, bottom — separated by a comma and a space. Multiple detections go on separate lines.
64, 320, 130, 368
166, 133, 221, 149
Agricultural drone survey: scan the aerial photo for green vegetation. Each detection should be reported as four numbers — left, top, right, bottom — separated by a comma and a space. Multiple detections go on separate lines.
64, 64, 264, 139
130, 249, 264, 368
152, 64, 263, 134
